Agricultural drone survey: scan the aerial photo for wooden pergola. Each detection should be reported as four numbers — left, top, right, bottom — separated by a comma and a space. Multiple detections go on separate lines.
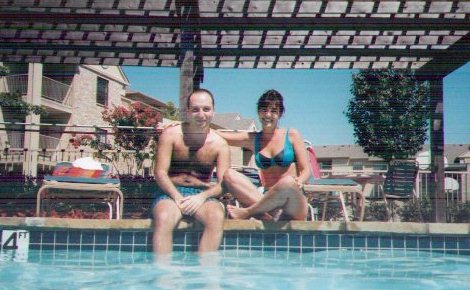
1, 0, 469, 222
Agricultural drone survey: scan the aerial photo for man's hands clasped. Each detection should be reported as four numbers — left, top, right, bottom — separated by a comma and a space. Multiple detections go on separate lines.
176, 195, 206, 216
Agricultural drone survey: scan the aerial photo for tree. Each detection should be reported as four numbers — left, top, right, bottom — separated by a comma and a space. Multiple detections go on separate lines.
345, 69, 430, 162
162, 101, 180, 120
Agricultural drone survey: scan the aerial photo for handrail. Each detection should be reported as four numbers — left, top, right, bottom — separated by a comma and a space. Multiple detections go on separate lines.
0, 74, 72, 106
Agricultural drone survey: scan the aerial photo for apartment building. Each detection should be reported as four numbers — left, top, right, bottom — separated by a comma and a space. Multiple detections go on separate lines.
313, 144, 470, 173
0, 63, 166, 175
0, 63, 166, 149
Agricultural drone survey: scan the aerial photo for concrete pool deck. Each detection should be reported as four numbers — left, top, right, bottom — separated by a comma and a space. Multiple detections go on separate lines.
1, 217, 469, 235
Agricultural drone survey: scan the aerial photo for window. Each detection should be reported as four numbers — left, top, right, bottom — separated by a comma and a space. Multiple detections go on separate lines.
96, 77, 109, 106
352, 161, 364, 171
319, 160, 332, 170
95, 128, 107, 144
372, 163, 388, 171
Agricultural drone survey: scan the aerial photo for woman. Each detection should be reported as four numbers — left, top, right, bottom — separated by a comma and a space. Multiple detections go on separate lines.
218, 89, 311, 221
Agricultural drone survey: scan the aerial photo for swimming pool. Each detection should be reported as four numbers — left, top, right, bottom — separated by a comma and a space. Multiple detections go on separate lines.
1, 218, 470, 289
1, 248, 469, 290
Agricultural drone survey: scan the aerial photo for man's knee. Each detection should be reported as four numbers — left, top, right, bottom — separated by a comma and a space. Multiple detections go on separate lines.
200, 202, 225, 229
153, 202, 179, 230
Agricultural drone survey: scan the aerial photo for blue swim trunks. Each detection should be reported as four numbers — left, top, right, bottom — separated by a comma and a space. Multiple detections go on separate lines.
153, 186, 219, 208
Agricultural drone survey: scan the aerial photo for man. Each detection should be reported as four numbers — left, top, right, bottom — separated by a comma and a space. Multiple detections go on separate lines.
152, 89, 230, 254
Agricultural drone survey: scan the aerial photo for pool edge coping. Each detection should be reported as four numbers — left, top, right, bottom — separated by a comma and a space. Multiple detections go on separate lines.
1, 217, 469, 235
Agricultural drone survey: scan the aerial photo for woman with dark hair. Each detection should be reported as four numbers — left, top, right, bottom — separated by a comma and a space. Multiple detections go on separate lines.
218, 89, 311, 221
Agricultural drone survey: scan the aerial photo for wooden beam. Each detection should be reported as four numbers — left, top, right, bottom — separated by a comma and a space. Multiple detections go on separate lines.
178, 0, 202, 121
429, 77, 446, 223
1, 42, 469, 59
1, 12, 469, 31
417, 33, 470, 78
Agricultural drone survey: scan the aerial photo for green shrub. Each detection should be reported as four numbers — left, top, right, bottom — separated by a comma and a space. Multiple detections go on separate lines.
448, 202, 470, 223
365, 201, 388, 221
398, 197, 432, 222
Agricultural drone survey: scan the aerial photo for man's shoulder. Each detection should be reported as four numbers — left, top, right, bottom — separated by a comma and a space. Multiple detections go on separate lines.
161, 124, 182, 138
209, 129, 228, 146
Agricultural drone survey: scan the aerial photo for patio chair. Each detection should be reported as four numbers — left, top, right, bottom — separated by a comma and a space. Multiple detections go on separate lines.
380, 160, 420, 221
302, 144, 365, 222
36, 161, 123, 219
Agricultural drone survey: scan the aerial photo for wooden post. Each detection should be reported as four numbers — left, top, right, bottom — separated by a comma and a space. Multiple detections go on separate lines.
23, 63, 42, 177
429, 77, 446, 222
178, 1, 203, 121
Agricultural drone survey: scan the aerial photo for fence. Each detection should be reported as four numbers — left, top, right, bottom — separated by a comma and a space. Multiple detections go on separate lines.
317, 168, 470, 207
0, 148, 154, 177
1, 148, 468, 200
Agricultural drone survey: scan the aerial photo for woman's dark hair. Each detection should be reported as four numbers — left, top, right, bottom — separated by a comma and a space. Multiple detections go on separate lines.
257, 89, 285, 116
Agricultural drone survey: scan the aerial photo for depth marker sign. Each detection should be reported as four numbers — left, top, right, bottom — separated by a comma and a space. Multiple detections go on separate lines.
1, 230, 30, 262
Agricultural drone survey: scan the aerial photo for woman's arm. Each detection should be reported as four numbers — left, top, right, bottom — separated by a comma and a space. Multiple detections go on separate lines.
289, 129, 312, 185
215, 130, 254, 150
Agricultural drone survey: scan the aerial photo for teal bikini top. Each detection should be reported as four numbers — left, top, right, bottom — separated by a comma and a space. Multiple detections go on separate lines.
254, 129, 296, 169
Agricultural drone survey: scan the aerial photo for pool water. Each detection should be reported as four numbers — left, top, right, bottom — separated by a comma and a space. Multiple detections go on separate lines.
1, 248, 469, 290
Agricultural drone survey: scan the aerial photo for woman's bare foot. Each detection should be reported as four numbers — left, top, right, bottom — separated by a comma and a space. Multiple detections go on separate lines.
269, 209, 283, 222
227, 205, 250, 219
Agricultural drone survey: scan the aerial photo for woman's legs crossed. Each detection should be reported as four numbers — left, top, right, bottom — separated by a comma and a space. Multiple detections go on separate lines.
228, 175, 307, 220
223, 168, 264, 207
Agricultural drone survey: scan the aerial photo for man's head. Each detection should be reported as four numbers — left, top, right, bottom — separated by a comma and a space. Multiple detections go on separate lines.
186, 89, 215, 130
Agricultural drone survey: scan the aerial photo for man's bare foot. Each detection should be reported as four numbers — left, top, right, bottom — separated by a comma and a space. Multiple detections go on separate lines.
227, 205, 250, 219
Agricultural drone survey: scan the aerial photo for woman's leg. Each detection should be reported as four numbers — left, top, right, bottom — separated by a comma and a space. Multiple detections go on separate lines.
227, 175, 307, 221
223, 168, 264, 207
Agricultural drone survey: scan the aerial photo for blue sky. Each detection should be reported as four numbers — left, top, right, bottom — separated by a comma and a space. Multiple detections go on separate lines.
123, 63, 470, 145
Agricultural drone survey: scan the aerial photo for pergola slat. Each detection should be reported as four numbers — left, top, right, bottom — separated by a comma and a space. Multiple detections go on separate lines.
1, 12, 469, 31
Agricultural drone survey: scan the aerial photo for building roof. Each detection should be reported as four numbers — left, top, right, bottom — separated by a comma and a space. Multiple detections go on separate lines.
458, 149, 470, 159
124, 89, 167, 110
84, 65, 130, 86
1, 1, 469, 75
313, 144, 470, 164
421, 144, 470, 164
212, 113, 257, 131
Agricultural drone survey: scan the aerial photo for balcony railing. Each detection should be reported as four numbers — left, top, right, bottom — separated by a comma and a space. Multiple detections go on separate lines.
4, 133, 61, 150
0, 74, 27, 95
0, 74, 72, 107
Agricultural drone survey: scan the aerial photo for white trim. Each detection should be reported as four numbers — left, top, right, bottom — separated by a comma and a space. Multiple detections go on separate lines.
81, 65, 130, 86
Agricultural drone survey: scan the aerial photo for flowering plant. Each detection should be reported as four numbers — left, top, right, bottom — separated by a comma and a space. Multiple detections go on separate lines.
101, 102, 162, 151
70, 102, 162, 174
69, 134, 112, 151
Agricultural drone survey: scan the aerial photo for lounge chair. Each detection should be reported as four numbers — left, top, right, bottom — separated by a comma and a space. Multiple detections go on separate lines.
379, 160, 420, 221
302, 144, 365, 222
36, 161, 123, 219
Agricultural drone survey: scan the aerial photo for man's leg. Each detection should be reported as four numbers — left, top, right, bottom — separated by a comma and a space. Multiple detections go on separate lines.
194, 200, 225, 253
152, 200, 183, 254
228, 175, 307, 220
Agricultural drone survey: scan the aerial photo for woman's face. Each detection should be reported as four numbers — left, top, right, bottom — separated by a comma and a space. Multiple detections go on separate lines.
258, 101, 281, 128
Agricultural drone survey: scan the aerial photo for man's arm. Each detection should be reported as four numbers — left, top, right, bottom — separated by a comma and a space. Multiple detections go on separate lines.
201, 137, 231, 199
154, 128, 184, 201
